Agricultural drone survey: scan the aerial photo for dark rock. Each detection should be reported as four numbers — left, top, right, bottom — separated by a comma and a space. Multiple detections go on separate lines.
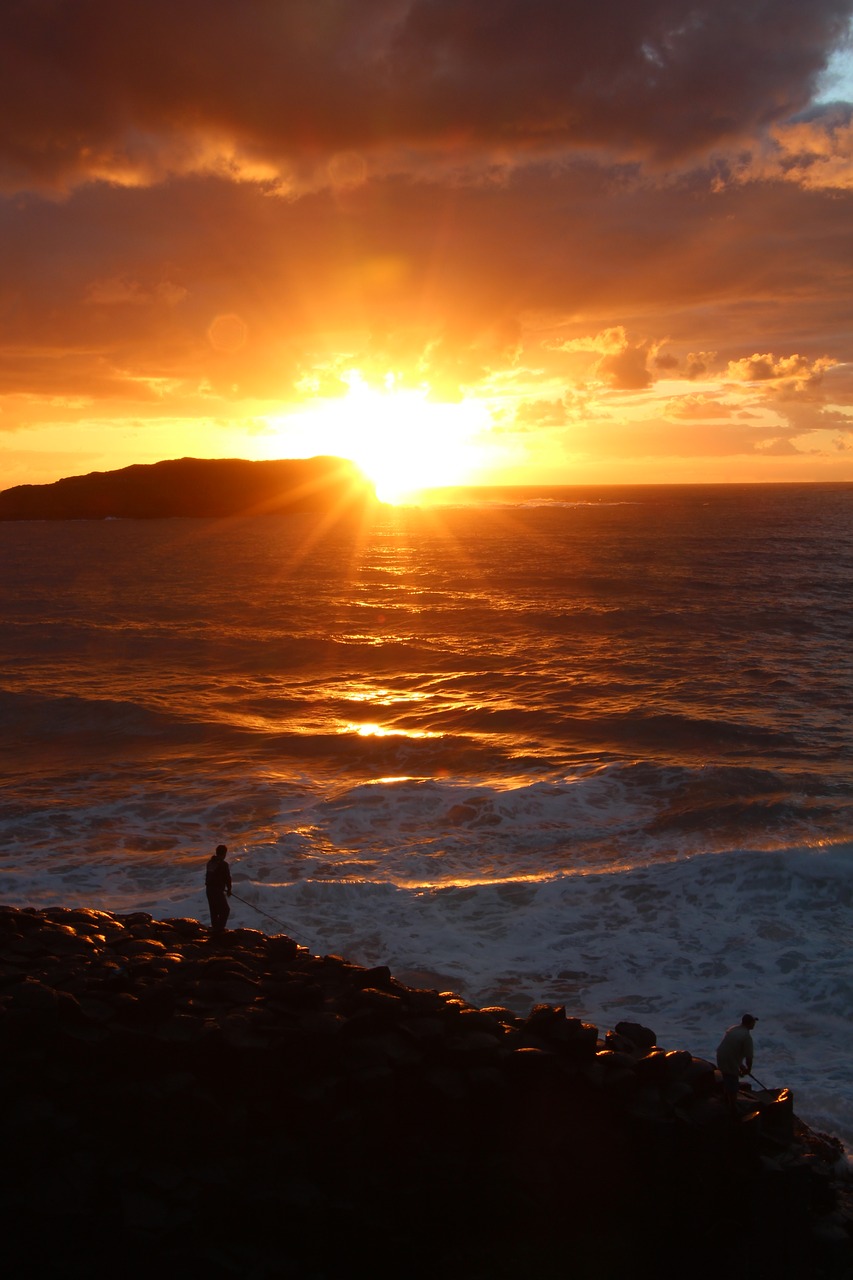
112, 938, 168, 958
605, 1028, 642, 1053
524, 1002, 569, 1036
683, 1055, 720, 1097
399, 1015, 446, 1044
352, 986, 404, 1013
353, 964, 394, 989
479, 1004, 520, 1026
161, 917, 209, 939
456, 1007, 509, 1037
0, 456, 376, 521
633, 1047, 676, 1083
9, 976, 83, 1023
0, 903, 850, 1280
264, 934, 300, 961
756, 1086, 796, 1146
614, 1019, 657, 1051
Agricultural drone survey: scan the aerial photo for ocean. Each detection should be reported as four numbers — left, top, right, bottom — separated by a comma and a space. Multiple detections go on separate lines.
2, 482, 852, 1146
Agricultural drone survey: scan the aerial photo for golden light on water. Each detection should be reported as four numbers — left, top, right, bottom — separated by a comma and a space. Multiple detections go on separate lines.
266, 370, 494, 503
346, 721, 442, 740
342, 686, 430, 707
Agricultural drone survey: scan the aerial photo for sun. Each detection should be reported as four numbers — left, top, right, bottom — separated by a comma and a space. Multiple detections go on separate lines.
267, 371, 493, 503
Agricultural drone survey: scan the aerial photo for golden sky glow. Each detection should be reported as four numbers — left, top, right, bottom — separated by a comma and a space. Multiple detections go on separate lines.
262, 372, 497, 502
1, 3, 853, 492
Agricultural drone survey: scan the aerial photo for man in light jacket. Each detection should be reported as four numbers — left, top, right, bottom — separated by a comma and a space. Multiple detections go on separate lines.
716, 1014, 758, 1114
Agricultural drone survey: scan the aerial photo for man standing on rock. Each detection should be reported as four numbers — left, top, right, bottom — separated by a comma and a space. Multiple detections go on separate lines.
205, 844, 232, 934
716, 1014, 758, 1115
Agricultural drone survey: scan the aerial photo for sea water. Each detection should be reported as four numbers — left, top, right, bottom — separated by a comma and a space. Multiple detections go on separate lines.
1, 483, 852, 1145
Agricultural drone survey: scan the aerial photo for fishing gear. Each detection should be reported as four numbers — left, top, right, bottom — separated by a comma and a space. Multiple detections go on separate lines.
748, 1071, 770, 1091
229, 891, 292, 935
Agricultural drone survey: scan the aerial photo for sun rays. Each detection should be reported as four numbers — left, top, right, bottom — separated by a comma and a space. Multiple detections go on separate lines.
266, 371, 494, 504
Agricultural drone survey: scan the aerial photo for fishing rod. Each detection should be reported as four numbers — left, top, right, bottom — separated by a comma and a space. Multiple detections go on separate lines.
748, 1071, 770, 1091
229, 891, 293, 935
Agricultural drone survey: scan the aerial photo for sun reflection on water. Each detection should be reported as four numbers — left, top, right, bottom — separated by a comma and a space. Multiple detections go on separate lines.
341, 686, 430, 707
345, 721, 442, 739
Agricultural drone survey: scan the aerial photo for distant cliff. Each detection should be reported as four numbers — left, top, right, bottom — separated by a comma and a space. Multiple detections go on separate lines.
0, 456, 377, 520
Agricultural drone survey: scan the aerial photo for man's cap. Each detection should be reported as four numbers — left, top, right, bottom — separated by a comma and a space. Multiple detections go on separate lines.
742, 1013, 758, 1026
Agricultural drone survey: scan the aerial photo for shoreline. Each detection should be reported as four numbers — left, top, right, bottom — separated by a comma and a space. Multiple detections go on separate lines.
2, 903, 852, 1278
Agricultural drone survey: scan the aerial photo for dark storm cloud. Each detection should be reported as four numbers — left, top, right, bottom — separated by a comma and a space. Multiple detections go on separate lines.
1, 0, 851, 191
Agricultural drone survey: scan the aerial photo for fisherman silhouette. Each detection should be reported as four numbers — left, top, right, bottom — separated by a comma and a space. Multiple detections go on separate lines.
205, 843, 232, 933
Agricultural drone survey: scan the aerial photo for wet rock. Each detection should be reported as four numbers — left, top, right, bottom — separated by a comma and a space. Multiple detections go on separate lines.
614, 1019, 657, 1051
756, 1086, 796, 1146
8, 976, 83, 1023
0, 903, 850, 1280
683, 1055, 719, 1096
399, 1015, 446, 1044
524, 1002, 570, 1036
479, 1004, 519, 1026
352, 963, 393, 989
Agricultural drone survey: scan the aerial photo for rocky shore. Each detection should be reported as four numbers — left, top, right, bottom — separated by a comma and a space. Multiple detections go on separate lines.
2, 904, 851, 1279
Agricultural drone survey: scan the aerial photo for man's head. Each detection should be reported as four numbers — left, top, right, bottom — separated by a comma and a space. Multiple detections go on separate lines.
741, 1014, 758, 1029
215, 844, 228, 858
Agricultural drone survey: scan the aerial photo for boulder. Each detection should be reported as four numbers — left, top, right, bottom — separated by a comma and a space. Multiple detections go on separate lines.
614, 1020, 657, 1052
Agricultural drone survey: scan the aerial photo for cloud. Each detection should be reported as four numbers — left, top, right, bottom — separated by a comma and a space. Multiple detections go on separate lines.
774, 401, 853, 434
0, 162, 849, 432
515, 398, 567, 428
1, 1, 851, 194
725, 352, 837, 391
654, 350, 719, 380
557, 327, 662, 390
560, 414, 811, 460
85, 277, 187, 306
756, 103, 853, 189
753, 436, 807, 456
1, 4, 852, 485
665, 394, 735, 420
597, 341, 658, 391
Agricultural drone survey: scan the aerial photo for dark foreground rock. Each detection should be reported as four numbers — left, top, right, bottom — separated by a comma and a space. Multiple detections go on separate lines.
0, 455, 376, 520
1, 905, 850, 1279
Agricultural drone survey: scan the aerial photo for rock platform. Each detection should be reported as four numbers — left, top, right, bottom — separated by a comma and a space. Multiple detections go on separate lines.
1, 904, 851, 1278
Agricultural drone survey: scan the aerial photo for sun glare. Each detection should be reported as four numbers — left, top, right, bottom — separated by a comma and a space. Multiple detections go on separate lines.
267, 371, 492, 503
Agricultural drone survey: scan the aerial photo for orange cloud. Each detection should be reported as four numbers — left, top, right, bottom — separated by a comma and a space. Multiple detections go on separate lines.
85, 277, 187, 307
665, 395, 735, 420
515, 398, 567, 428
1, 3, 852, 485
557, 328, 664, 391
725, 353, 837, 388
761, 104, 853, 190
597, 340, 660, 391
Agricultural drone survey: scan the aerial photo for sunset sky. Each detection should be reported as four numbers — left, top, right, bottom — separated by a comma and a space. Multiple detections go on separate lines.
2, 1, 853, 497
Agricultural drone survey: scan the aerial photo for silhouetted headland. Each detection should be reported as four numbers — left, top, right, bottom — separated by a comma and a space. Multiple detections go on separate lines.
1, 904, 850, 1279
0, 456, 377, 520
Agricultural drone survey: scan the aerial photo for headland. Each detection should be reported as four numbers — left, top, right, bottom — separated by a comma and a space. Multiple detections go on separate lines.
0, 456, 377, 520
